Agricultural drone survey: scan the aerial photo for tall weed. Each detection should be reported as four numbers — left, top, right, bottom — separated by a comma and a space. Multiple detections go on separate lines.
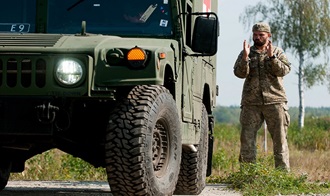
289, 117, 330, 150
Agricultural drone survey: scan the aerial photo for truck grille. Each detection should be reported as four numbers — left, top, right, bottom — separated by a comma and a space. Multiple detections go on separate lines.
0, 57, 46, 88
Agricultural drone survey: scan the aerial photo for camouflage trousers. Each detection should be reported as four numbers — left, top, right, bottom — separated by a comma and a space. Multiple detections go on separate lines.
239, 103, 290, 171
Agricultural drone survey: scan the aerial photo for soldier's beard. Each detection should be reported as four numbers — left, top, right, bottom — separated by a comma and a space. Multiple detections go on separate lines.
253, 39, 266, 47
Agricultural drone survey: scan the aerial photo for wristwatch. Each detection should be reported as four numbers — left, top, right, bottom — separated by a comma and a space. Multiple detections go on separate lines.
269, 54, 277, 59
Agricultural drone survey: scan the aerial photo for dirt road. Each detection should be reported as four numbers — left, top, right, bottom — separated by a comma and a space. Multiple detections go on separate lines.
2, 181, 242, 196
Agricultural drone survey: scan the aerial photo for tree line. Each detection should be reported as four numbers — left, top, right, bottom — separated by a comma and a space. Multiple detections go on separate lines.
214, 105, 330, 124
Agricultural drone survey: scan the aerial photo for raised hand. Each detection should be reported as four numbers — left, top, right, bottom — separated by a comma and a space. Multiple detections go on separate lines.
242, 40, 250, 61
267, 40, 273, 57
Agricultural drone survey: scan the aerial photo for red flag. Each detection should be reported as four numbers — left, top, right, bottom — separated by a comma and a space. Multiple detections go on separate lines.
203, 0, 211, 12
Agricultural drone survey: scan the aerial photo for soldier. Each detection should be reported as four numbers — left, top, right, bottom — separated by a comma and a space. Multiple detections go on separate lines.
233, 22, 291, 171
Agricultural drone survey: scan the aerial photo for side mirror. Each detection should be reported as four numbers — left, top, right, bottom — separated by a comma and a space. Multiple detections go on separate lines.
191, 14, 219, 56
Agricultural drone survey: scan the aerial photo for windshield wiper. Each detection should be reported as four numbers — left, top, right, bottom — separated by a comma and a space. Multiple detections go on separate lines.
139, 4, 158, 23
67, 0, 85, 11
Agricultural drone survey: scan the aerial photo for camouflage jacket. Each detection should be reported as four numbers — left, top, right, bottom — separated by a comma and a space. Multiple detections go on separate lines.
234, 45, 291, 105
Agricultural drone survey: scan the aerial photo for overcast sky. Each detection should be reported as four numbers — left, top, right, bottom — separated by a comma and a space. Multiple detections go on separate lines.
216, 0, 330, 107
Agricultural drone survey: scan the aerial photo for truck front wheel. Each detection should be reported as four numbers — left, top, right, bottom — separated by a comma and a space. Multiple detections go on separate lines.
105, 85, 182, 195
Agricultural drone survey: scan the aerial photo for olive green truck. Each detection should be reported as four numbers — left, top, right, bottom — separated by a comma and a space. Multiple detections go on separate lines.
0, 0, 219, 195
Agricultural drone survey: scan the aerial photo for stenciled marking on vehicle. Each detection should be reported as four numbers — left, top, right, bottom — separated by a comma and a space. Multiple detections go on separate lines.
0, 23, 30, 33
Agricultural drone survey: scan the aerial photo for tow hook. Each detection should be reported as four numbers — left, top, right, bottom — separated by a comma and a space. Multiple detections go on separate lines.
35, 102, 59, 124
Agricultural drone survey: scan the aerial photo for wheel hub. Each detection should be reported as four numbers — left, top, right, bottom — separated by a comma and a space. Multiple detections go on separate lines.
152, 122, 168, 177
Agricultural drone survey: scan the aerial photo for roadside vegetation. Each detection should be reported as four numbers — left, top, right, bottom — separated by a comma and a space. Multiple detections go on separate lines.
209, 106, 330, 195
209, 118, 330, 195
10, 106, 330, 195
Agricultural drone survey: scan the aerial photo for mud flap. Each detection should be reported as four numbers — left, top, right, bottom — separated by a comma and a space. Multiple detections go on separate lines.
207, 115, 214, 177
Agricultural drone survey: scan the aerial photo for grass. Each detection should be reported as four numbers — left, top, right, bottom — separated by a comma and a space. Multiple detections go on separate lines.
211, 161, 329, 196
209, 117, 330, 195
290, 149, 330, 182
9, 117, 330, 195
10, 150, 107, 181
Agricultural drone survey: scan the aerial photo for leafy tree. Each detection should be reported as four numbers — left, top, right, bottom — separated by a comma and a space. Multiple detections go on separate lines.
214, 106, 240, 124
239, 0, 330, 129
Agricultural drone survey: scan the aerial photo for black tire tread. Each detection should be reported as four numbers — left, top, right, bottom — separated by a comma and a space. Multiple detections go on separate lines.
175, 105, 208, 195
105, 85, 180, 195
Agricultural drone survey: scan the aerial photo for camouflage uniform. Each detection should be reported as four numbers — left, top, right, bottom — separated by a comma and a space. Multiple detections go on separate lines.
234, 25, 291, 170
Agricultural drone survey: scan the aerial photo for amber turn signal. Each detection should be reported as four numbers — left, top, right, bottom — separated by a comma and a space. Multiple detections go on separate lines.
127, 47, 147, 68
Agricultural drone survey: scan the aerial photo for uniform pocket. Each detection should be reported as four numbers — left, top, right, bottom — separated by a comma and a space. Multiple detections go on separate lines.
282, 103, 290, 127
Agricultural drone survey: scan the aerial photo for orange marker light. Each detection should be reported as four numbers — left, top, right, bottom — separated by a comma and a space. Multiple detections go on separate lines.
158, 52, 166, 59
127, 47, 146, 61
127, 47, 147, 68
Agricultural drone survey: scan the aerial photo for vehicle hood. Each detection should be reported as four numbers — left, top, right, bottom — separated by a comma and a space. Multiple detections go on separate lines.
0, 33, 168, 53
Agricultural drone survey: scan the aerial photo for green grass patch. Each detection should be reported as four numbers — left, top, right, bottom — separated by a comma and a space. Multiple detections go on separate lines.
222, 162, 329, 196
289, 117, 330, 150
10, 150, 107, 181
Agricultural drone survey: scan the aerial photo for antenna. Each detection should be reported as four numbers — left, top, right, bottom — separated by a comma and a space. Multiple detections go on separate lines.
81, 21, 86, 35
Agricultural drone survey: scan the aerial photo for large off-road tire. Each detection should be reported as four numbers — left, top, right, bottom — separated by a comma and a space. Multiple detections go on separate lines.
174, 104, 209, 195
0, 160, 12, 191
105, 85, 182, 196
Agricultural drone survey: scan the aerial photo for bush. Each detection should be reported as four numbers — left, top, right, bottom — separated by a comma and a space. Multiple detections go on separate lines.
289, 117, 330, 150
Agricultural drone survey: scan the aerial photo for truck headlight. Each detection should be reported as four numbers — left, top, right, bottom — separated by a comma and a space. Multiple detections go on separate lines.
55, 58, 84, 86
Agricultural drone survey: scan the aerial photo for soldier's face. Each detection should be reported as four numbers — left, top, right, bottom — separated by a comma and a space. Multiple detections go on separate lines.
253, 31, 270, 46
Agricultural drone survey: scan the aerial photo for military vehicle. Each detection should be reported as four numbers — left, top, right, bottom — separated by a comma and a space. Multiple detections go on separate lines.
0, 0, 219, 195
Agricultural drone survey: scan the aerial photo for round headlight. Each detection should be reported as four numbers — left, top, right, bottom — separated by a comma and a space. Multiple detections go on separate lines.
55, 59, 83, 86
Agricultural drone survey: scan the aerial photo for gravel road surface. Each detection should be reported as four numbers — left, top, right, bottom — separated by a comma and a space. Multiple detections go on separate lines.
2, 181, 242, 196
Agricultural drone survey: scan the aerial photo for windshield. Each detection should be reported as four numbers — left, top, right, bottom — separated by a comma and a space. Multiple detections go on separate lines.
0, 0, 173, 37
0, 0, 36, 33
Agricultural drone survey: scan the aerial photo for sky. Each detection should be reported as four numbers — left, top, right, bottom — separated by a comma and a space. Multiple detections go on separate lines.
216, 0, 330, 107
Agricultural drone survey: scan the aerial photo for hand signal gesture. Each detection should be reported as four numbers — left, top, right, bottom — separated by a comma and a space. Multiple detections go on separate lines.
267, 40, 273, 57
242, 40, 250, 61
